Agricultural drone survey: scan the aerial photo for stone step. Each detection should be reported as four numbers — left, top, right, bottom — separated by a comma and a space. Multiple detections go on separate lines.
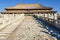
9, 16, 56, 40
0, 14, 25, 40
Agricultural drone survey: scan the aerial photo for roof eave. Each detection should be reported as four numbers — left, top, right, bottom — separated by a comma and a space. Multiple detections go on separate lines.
5, 8, 52, 10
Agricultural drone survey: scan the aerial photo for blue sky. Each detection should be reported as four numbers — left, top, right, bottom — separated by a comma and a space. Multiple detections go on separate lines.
0, 0, 60, 13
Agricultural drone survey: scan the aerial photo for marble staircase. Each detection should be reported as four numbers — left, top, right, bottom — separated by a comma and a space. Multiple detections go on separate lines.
0, 15, 57, 40
8, 16, 57, 40
0, 14, 25, 40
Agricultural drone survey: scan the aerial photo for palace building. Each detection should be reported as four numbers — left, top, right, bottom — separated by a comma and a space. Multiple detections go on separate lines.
0, 3, 58, 40
5, 4, 56, 13
0, 3, 57, 21
0, 3, 57, 19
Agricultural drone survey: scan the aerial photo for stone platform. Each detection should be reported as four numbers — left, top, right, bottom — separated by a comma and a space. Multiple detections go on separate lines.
0, 16, 57, 40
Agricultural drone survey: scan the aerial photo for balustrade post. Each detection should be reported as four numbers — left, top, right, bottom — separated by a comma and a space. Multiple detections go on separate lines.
54, 13, 58, 24
37, 13, 40, 18
45, 13, 48, 20
42, 13, 45, 19
13, 13, 15, 20
48, 13, 50, 21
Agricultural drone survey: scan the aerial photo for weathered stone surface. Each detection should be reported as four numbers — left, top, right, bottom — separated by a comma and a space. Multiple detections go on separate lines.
9, 16, 56, 40
0, 14, 25, 40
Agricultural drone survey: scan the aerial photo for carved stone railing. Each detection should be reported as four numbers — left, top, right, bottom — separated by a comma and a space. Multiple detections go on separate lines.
40, 17, 60, 25
37, 15, 60, 29
0, 14, 25, 40
0, 14, 24, 30
0, 14, 21, 26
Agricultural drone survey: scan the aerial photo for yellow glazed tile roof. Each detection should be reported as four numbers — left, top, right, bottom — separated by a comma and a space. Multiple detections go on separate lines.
5, 4, 52, 9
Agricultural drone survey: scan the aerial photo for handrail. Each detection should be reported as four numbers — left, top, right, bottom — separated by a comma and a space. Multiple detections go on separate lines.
0, 14, 25, 40
0, 14, 25, 31
37, 16, 60, 25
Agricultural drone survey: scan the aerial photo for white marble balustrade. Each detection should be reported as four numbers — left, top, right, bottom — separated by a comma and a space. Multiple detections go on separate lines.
0, 14, 25, 30
0, 14, 25, 40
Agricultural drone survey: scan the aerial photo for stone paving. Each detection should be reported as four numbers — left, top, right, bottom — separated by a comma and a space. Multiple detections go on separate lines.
9, 16, 56, 40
